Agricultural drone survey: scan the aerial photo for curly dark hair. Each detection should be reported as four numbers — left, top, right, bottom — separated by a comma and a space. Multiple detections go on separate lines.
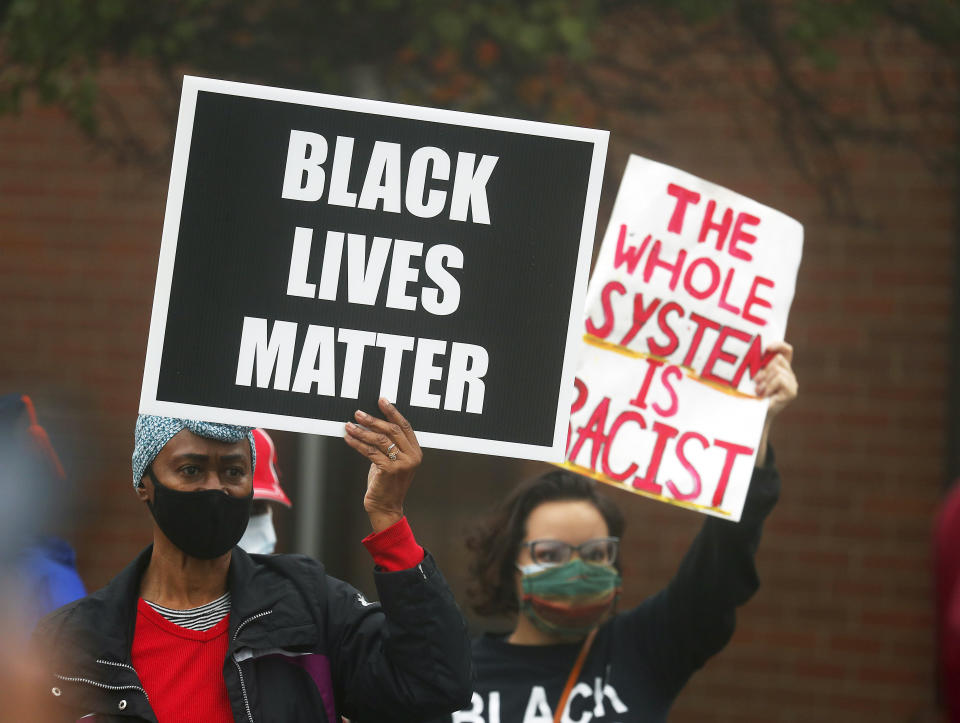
466, 469, 625, 618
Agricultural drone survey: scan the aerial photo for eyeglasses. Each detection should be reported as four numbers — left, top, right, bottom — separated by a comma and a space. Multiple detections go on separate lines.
521, 537, 619, 567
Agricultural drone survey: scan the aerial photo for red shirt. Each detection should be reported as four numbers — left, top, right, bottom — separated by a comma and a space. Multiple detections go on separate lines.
131, 598, 232, 723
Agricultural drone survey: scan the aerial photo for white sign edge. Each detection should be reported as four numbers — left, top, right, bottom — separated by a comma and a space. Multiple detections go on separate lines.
182, 74, 610, 142
137, 398, 566, 462
140, 79, 199, 414
548, 136, 609, 462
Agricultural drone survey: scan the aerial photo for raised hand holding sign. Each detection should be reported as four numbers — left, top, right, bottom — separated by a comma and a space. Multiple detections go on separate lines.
344, 398, 424, 533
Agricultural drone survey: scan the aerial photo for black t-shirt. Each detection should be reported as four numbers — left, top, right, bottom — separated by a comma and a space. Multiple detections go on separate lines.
427, 455, 781, 723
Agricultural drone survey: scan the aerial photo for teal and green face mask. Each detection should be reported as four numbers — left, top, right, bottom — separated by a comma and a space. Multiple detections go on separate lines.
518, 558, 622, 638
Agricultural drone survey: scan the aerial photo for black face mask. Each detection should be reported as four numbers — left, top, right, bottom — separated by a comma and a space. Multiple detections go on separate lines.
145, 466, 253, 559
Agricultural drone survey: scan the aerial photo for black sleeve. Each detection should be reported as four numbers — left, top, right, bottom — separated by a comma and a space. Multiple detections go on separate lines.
615, 446, 781, 697
324, 551, 474, 722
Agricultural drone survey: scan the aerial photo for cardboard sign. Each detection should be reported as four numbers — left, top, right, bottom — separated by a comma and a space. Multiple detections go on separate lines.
563, 156, 802, 520
140, 76, 607, 461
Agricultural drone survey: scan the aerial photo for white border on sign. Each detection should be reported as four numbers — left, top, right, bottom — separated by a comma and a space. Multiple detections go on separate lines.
142, 399, 572, 462
140, 75, 608, 462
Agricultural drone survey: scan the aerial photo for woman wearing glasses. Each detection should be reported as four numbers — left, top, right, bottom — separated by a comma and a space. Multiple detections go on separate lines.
433, 341, 797, 722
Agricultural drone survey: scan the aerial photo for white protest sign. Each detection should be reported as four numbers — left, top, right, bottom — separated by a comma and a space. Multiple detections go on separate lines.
563, 155, 802, 520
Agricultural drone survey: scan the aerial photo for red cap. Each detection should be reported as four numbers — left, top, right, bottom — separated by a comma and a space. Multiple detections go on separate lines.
251, 428, 291, 507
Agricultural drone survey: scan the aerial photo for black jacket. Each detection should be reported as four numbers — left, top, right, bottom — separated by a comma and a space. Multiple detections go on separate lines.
33, 546, 473, 722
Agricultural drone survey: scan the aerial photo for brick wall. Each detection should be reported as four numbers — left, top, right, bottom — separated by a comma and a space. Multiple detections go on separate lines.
0, 11, 954, 722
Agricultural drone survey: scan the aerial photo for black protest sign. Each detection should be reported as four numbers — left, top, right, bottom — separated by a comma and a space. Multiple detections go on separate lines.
141, 76, 607, 461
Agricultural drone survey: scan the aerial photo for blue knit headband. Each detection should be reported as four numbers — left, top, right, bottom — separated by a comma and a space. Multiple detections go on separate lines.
132, 415, 256, 488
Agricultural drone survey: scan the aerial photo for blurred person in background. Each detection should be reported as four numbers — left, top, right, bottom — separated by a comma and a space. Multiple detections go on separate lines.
0, 393, 79, 721
0, 394, 86, 625
935, 478, 960, 721
33, 398, 471, 722
433, 342, 797, 723
237, 428, 292, 555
